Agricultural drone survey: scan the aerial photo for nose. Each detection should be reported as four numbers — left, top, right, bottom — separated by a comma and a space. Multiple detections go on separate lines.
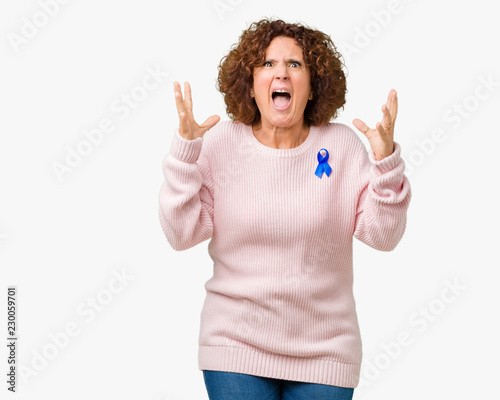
274, 62, 289, 80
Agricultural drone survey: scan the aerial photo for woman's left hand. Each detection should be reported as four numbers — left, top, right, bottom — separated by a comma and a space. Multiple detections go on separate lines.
352, 89, 398, 161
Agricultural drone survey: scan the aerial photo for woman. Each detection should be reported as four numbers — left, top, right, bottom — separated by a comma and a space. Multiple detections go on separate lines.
158, 18, 411, 400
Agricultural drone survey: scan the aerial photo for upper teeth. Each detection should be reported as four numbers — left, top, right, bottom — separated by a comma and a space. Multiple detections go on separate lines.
274, 89, 289, 94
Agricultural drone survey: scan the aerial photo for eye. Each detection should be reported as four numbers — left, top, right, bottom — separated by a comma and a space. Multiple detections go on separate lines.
263, 61, 273, 67
289, 62, 300, 68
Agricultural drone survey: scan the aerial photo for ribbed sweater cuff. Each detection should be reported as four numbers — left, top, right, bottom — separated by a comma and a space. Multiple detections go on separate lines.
368, 141, 403, 174
169, 129, 203, 163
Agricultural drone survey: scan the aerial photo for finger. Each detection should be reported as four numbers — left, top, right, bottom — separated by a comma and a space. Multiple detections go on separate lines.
387, 89, 398, 123
179, 110, 190, 136
174, 82, 190, 135
376, 122, 388, 137
184, 81, 193, 111
392, 91, 398, 123
173, 81, 187, 117
200, 115, 221, 133
352, 118, 370, 136
381, 104, 393, 130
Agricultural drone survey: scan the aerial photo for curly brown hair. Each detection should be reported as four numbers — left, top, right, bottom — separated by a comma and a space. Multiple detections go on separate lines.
216, 18, 347, 126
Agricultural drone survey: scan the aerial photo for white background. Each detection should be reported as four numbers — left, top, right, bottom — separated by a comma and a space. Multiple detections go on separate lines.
1, 0, 498, 399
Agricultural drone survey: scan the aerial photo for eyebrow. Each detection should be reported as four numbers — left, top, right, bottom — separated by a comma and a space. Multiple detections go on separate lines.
265, 58, 303, 64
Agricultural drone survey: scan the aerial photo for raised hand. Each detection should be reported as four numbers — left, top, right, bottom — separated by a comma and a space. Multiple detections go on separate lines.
174, 81, 220, 140
352, 89, 398, 161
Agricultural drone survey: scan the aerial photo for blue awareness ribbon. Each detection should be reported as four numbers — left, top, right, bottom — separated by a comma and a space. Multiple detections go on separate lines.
315, 148, 332, 178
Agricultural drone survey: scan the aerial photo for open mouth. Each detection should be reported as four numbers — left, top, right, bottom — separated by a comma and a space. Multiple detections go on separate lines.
271, 90, 292, 110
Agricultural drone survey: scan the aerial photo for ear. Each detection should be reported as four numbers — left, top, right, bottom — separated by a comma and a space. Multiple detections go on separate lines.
250, 90, 254, 98
308, 92, 313, 100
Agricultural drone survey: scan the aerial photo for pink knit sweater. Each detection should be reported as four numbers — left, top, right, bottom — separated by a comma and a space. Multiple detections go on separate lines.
158, 120, 411, 388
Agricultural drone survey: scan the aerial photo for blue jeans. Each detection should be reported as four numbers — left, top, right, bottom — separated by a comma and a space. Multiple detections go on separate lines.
202, 370, 354, 400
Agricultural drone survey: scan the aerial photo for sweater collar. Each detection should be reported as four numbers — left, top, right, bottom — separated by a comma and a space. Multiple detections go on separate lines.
242, 123, 319, 158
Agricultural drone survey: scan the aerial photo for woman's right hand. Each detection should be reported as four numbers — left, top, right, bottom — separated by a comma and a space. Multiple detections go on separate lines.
174, 81, 220, 140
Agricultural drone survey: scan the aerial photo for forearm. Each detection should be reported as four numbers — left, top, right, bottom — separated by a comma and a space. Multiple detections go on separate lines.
158, 129, 214, 251
353, 141, 412, 251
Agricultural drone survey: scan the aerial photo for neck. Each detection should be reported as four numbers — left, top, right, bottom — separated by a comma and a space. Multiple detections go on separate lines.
252, 119, 310, 149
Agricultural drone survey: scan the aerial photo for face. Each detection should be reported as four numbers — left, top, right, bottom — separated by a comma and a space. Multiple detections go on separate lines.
251, 36, 312, 129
